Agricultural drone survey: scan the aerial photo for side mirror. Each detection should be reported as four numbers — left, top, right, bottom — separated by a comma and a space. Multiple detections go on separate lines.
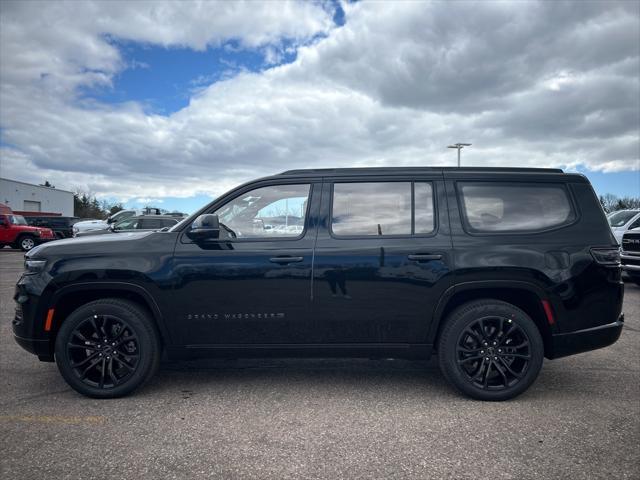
106, 216, 114, 224
187, 214, 220, 241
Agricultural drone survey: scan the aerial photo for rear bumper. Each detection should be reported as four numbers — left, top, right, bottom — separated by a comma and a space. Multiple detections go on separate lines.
548, 315, 624, 359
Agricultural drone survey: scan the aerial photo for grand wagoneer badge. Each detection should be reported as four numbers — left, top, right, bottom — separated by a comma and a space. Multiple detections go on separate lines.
187, 312, 286, 320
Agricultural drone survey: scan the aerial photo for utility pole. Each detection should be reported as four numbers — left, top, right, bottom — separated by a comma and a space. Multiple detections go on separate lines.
447, 143, 472, 167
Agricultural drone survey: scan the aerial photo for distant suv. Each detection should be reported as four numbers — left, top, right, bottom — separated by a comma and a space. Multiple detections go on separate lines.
75, 215, 179, 237
0, 211, 56, 251
607, 209, 640, 244
13, 167, 624, 400
25, 216, 79, 239
620, 229, 640, 285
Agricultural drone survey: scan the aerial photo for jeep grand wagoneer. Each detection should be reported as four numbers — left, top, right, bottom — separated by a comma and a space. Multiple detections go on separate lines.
13, 167, 624, 400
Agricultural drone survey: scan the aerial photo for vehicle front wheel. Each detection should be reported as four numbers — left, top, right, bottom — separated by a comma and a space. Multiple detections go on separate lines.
438, 299, 544, 401
19, 235, 36, 251
55, 299, 161, 398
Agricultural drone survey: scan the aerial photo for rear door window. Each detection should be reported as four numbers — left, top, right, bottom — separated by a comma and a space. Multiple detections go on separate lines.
458, 182, 576, 233
331, 182, 435, 236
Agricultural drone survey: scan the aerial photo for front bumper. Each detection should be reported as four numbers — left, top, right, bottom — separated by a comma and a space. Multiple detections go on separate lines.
621, 252, 640, 274
13, 273, 55, 361
35, 237, 55, 245
548, 315, 624, 359
13, 334, 53, 361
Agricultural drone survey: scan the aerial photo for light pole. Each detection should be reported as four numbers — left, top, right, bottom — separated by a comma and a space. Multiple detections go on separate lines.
447, 143, 472, 167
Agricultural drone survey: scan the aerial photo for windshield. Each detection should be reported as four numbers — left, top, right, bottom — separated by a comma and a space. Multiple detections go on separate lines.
113, 217, 140, 230
8, 215, 28, 226
110, 210, 135, 222
608, 210, 640, 228
168, 214, 195, 232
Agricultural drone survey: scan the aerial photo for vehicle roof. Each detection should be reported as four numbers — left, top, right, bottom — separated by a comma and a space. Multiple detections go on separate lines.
279, 166, 564, 176
271, 166, 589, 183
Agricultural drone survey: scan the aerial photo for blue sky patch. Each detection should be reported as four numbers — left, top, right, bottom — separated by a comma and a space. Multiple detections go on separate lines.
79, 38, 300, 115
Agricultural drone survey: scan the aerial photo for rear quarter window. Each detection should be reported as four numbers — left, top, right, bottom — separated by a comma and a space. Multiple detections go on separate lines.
458, 182, 576, 233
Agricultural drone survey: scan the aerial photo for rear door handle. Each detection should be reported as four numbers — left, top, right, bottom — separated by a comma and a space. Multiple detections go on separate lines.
407, 254, 442, 262
269, 256, 304, 264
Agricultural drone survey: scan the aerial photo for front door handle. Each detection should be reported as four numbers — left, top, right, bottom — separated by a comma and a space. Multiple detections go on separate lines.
407, 254, 442, 262
269, 256, 304, 264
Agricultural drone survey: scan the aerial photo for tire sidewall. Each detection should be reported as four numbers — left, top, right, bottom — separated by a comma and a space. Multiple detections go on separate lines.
55, 301, 158, 398
439, 301, 544, 401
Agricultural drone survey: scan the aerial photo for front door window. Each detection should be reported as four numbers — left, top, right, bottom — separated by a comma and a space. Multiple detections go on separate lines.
214, 184, 310, 239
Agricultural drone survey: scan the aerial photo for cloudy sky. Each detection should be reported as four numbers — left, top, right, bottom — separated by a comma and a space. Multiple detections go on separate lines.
1, 0, 639, 212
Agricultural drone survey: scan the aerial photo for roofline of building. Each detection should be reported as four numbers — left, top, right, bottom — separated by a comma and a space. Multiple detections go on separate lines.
0, 177, 76, 195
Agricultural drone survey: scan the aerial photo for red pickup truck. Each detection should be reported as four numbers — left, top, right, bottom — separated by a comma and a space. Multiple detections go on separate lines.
0, 204, 56, 251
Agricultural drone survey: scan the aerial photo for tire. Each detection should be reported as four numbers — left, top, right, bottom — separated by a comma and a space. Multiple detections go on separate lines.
438, 299, 544, 401
55, 299, 161, 398
18, 235, 36, 251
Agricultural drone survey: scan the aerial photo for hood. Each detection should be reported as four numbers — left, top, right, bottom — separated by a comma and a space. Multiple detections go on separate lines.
26, 230, 156, 258
74, 219, 107, 227
75, 228, 113, 237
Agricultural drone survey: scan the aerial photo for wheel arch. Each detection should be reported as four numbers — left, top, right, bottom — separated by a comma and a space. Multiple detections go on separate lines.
15, 232, 35, 245
428, 281, 555, 357
46, 282, 170, 348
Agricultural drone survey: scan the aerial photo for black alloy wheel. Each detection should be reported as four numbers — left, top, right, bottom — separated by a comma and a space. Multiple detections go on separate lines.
455, 315, 531, 390
438, 299, 544, 401
55, 299, 161, 398
65, 314, 141, 389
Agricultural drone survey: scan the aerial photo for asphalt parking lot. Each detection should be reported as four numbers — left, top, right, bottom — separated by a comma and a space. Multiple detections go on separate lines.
0, 249, 638, 480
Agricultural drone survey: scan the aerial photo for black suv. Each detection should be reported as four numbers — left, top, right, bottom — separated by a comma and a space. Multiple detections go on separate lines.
25, 216, 79, 239
13, 167, 624, 400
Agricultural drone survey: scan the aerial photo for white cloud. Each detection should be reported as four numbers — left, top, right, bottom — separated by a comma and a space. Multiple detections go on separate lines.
0, 0, 638, 203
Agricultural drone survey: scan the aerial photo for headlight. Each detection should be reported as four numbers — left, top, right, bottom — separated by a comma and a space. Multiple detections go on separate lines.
24, 259, 47, 274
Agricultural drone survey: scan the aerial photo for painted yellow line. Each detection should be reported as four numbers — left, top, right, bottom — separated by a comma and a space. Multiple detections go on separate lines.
0, 415, 106, 425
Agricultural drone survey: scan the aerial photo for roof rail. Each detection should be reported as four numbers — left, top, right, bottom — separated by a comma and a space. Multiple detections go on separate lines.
279, 167, 564, 175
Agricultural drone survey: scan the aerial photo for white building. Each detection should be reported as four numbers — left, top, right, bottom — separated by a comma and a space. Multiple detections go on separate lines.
0, 178, 74, 216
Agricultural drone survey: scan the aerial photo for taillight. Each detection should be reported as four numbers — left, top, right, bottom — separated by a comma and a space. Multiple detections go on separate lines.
590, 248, 621, 266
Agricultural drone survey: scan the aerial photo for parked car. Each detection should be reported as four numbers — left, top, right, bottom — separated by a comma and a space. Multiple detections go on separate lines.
13, 167, 623, 400
0, 204, 56, 251
72, 219, 107, 236
25, 216, 79, 239
75, 215, 179, 237
620, 228, 640, 286
608, 209, 640, 244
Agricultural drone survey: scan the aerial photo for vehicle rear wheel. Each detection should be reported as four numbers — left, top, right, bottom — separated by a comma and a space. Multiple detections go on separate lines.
55, 299, 161, 398
19, 235, 36, 251
438, 299, 544, 401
